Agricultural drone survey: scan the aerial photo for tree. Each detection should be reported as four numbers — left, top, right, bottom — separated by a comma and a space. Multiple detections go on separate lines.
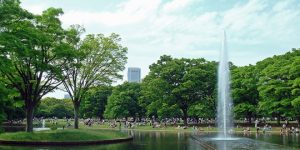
1, 76, 25, 124
141, 55, 217, 126
188, 95, 216, 119
62, 33, 127, 129
80, 86, 112, 119
290, 52, 300, 123
231, 65, 259, 123
257, 49, 300, 124
104, 82, 143, 119
0, 0, 74, 132
35, 97, 73, 118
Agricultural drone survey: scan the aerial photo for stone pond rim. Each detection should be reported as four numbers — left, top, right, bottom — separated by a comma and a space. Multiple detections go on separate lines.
0, 136, 133, 146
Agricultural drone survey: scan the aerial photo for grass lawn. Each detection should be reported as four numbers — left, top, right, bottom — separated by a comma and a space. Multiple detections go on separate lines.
0, 129, 128, 142
79, 123, 284, 133
20, 119, 288, 133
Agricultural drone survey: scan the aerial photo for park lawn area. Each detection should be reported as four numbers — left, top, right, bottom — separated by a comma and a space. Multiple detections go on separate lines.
0, 129, 128, 142
83, 124, 284, 133
34, 119, 285, 133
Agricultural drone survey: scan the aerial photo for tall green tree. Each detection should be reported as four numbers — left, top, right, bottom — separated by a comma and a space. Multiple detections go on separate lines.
231, 65, 259, 123
257, 49, 300, 124
80, 86, 112, 119
104, 82, 143, 119
141, 55, 217, 126
62, 33, 127, 129
0, 0, 74, 132
290, 54, 300, 123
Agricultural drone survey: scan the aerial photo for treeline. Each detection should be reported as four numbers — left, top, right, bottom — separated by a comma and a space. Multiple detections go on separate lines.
33, 49, 300, 126
102, 49, 300, 126
1, 0, 299, 132
232, 49, 300, 124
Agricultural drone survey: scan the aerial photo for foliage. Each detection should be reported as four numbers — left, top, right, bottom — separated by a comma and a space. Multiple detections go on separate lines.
0, 79, 9, 126
188, 95, 216, 119
104, 82, 143, 119
257, 49, 300, 123
231, 65, 259, 123
62, 31, 128, 128
80, 86, 112, 119
0, 0, 75, 132
141, 55, 217, 125
35, 97, 73, 119
0, 76, 24, 130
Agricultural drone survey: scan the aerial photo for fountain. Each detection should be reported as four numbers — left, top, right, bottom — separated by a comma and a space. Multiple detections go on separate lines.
191, 30, 293, 149
33, 119, 50, 131
216, 30, 233, 139
42, 119, 45, 128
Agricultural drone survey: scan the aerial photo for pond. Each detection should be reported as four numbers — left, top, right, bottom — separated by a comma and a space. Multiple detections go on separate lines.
0, 131, 299, 150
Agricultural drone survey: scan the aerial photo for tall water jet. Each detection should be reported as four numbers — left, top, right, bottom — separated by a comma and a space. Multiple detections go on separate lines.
217, 30, 233, 138
42, 119, 45, 128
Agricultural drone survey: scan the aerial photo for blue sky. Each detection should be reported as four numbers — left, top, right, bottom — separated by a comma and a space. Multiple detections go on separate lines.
20, 0, 300, 98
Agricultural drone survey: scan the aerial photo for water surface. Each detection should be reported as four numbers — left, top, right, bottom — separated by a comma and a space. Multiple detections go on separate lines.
0, 131, 299, 150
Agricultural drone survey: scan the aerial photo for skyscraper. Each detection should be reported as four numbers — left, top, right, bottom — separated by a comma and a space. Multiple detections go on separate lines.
127, 67, 141, 83
64, 94, 71, 99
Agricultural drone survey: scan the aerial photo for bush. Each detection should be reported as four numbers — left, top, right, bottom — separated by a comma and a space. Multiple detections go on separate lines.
50, 126, 58, 130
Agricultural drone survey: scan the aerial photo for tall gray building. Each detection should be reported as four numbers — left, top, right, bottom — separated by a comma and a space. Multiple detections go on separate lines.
64, 94, 71, 99
127, 67, 141, 83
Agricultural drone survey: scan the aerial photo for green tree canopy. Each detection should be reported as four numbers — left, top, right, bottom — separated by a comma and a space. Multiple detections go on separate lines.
231, 65, 259, 123
35, 97, 73, 119
62, 32, 127, 128
0, 0, 75, 132
80, 86, 112, 119
104, 82, 143, 119
141, 55, 217, 126
257, 49, 300, 124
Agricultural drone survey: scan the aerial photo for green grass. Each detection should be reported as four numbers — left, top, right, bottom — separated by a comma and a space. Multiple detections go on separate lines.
25, 119, 289, 133
0, 129, 128, 142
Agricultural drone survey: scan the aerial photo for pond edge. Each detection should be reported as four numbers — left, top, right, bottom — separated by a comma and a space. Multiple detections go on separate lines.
0, 135, 133, 146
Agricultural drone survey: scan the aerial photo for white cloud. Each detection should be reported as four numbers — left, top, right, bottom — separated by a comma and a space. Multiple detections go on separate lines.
60, 0, 161, 26
272, 0, 295, 12
21, 3, 47, 14
21, 0, 300, 80
162, 0, 194, 13
20, 0, 300, 98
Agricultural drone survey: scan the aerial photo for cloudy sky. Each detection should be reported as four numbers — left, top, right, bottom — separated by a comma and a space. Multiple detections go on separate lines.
20, 0, 300, 98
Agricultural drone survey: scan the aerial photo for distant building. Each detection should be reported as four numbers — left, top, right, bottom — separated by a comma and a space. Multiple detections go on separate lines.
127, 67, 141, 83
64, 94, 71, 99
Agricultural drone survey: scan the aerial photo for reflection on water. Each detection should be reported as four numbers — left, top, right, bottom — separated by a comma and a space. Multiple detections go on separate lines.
248, 132, 300, 148
0, 131, 299, 150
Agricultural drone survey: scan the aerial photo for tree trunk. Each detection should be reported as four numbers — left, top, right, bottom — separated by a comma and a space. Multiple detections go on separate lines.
183, 109, 188, 126
74, 103, 80, 129
297, 116, 300, 127
26, 107, 34, 132
247, 115, 252, 124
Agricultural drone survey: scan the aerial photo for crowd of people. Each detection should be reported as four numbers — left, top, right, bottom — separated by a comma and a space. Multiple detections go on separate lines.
4, 116, 300, 136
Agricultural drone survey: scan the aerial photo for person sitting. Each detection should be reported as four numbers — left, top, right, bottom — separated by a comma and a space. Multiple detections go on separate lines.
295, 127, 299, 133
268, 125, 272, 131
243, 127, 246, 132
280, 128, 284, 134
247, 127, 250, 132
282, 123, 286, 129
256, 127, 260, 133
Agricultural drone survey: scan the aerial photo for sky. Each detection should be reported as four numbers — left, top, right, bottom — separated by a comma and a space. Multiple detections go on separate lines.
20, 0, 300, 98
